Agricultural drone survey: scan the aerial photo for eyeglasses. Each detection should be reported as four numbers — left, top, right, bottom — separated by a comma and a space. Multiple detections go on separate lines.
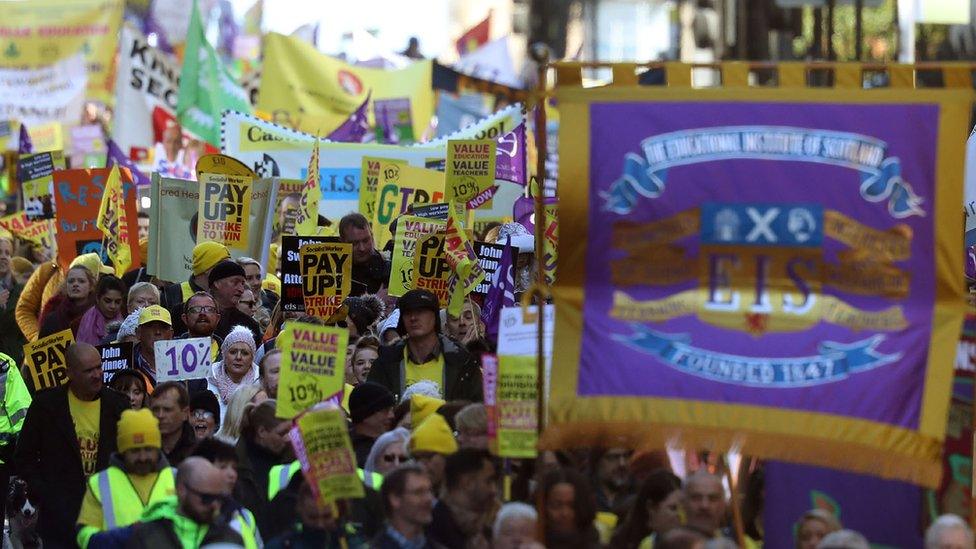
383, 454, 409, 464
184, 484, 225, 505
187, 306, 217, 314
192, 409, 214, 421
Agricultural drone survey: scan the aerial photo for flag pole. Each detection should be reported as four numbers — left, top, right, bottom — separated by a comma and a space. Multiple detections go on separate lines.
721, 455, 747, 547
532, 46, 550, 438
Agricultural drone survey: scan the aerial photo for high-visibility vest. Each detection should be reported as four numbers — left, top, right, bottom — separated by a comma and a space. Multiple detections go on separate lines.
90, 466, 176, 529
267, 461, 382, 500
229, 507, 260, 549
0, 353, 31, 462
180, 281, 195, 302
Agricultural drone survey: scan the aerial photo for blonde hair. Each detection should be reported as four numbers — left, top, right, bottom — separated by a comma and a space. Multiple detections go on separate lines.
215, 384, 263, 444
127, 282, 160, 310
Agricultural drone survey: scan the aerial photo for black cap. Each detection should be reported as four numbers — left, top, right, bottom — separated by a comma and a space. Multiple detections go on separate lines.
208, 260, 246, 287
396, 289, 440, 314
348, 382, 396, 424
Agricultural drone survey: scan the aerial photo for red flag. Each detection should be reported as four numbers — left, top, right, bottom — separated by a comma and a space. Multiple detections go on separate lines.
456, 13, 490, 56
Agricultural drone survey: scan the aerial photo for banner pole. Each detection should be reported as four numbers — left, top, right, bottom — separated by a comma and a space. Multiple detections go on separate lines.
533, 51, 550, 437
721, 455, 747, 547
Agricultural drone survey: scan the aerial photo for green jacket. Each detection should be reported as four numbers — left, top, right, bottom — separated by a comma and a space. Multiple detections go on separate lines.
0, 353, 30, 464
123, 497, 258, 549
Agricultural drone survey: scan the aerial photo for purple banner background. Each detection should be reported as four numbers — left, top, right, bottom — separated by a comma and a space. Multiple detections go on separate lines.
764, 461, 924, 547
581, 101, 939, 429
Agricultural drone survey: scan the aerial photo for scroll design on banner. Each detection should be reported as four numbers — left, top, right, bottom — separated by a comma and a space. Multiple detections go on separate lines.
611, 325, 902, 388
602, 126, 925, 218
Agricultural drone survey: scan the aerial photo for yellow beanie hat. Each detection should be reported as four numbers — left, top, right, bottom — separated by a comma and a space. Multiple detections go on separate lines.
117, 408, 161, 453
192, 242, 230, 276
411, 394, 445, 428
410, 414, 458, 455
70, 252, 112, 276
138, 237, 148, 264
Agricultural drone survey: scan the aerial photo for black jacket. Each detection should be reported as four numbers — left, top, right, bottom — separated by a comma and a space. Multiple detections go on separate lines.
367, 334, 483, 402
14, 385, 128, 547
350, 252, 390, 297
233, 436, 288, 538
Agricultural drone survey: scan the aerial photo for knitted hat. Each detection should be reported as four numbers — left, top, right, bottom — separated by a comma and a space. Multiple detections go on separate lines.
70, 252, 113, 276
345, 295, 385, 335
190, 389, 221, 426
207, 259, 246, 287
221, 325, 256, 356
192, 242, 231, 276
410, 414, 458, 455
411, 394, 445, 427
10, 256, 33, 277
349, 382, 395, 424
138, 305, 171, 327
117, 408, 161, 453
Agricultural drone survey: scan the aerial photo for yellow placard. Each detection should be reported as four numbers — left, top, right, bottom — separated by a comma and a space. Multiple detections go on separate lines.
496, 355, 538, 459
389, 215, 446, 297
371, 161, 446, 250
411, 231, 451, 305
360, 156, 405, 226
446, 139, 497, 207
299, 242, 352, 319
278, 324, 348, 419
23, 329, 74, 391
297, 407, 364, 502
195, 153, 256, 180
197, 173, 252, 250
0, 213, 55, 247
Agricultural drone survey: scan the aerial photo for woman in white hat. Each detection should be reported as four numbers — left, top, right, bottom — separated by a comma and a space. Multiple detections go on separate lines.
207, 325, 260, 415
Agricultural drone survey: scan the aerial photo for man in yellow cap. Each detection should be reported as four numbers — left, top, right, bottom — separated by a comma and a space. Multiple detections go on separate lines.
75, 408, 175, 548
409, 413, 457, 497
160, 241, 230, 310
134, 305, 174, 389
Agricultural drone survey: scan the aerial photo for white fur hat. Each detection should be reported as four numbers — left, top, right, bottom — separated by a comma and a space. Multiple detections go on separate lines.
221, 325, 256, 355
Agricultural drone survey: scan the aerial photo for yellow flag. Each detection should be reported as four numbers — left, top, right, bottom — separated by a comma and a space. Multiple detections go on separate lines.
444, 205, 485, 316
296, 135, 321, 235
95, 166, 132, 276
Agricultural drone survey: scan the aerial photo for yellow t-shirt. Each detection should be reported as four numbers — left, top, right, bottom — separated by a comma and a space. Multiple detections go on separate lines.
404, 347, 445, 389
68, 391, 101, 476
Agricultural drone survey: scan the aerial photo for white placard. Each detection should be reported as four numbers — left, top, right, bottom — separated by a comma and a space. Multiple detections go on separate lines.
154, 338, 212, 382
497, 304, 554, 402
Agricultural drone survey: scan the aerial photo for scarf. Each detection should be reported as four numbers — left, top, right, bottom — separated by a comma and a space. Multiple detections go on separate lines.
76, 305, 121, 346
208, 360, 259, 404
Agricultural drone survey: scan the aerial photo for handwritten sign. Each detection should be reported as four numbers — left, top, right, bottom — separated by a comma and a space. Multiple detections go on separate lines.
97, 341, 134, 382
411, 231, 451, 304
23, 329, 74, 391
496, 354, 538, 458
447, 139, 496, 209
54, 168, 139, 271
297, 407, 364, 502
278, 324, 348, 419
154, 338, 212, 382
389, 215, 446, 297
197, 173, 252, 250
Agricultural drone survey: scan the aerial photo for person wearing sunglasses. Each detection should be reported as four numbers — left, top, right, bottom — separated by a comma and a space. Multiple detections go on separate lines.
89, 457, 260, 548
364, 427, 412, 480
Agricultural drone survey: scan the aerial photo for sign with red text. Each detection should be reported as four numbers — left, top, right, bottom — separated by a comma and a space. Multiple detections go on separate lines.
197, 173, 252, 250
447, 139, 497, 208
299, 242, 352, 319
278, 324, 348, 418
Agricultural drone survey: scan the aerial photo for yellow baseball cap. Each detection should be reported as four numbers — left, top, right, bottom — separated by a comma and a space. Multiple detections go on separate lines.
138, 305, 172, 327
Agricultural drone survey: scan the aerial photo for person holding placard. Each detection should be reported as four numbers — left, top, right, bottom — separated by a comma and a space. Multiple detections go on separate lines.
339, 213, 391, 297
14, 343, 128, 547
207, 260, 262, 346
206, 325, 260, 414
133, 305, 175, 390
178, 291, 223, 362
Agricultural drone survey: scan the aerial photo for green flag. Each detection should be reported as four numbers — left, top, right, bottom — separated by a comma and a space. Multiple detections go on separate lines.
176, 0, 252, 146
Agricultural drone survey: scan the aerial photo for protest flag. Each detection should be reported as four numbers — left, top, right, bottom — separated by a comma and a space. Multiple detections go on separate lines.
327, 92, 371, 143
17, 123, 32, 154
243, 0, 263, 35
444, 207, 486, 316
176, 0, 253, 146
106, 139, 150, 187
456, 12, 491, 56
295, 134, 321, 236
96, 166, 133, 276
481, 237, 515, 341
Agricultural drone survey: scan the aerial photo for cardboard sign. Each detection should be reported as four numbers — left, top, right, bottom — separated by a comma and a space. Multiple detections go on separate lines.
19, 151, 65, 220
278, 325, 348, 419
197, 173, 252, 250
472, 241, 506, 295
280, 235, 337, 312
196, 153, 256, 180
372, 161, 446, 250
411, 231, 451, 304
496, 354, 538, 458
0, 213, 56, 249
359, 157, 405, 225
411, 202, 452, 220
273, 179, 305, 242
98, 341, 135, 382
389, 216, 447, 297
299, 242, 352, 319
296, 407, 364, 502
447, 139, 497, 208
154, 338, 213, 382
23, 329, 74, 391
